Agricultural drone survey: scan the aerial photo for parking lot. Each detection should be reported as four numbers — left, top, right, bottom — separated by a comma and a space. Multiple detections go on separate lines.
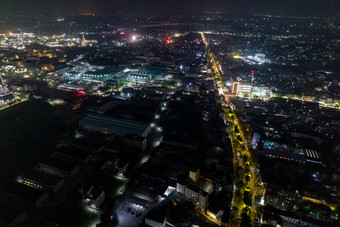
113, 200, 146, 227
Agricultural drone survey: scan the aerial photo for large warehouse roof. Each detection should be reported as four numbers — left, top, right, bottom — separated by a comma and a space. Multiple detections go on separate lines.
79, 113, 150, 137
20, 169, 63, 187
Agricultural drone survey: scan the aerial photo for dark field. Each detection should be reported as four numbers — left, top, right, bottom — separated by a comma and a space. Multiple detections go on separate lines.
0, 100, 68, 179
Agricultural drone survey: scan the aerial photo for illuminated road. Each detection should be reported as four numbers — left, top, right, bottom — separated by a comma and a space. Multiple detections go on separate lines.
195, 207, 222, 226
201, 33, 265, 226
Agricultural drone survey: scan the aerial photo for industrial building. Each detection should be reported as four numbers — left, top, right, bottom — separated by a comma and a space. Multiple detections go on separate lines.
52, 146, 94, 164
145, 215, 166, 227
251, 85, 272, 97
105, 78, 119, 88
83, 186, 105, 208
236, 83, 252, 94
232, 82, 272, 97
123, 135, 147, 151
128, 73, 151, 84
0, 181, 49, 208
81, 70, 115, 82
79, 113, 151, 137
39, 157, 80, 177
18, 168, 64, 192
260, 140, 322, 164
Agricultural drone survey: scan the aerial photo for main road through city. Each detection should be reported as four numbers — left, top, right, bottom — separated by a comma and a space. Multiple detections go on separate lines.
201, 33, 265, 227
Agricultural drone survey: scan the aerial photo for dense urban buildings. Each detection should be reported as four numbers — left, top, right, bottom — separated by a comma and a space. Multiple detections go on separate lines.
0, 1, 339, 227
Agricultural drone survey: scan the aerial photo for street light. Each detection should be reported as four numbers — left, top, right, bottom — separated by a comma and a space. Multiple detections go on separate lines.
131, 35, 137, 42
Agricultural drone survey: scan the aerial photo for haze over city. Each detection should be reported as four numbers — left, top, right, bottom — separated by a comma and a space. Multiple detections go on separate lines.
0, 0, 339, 16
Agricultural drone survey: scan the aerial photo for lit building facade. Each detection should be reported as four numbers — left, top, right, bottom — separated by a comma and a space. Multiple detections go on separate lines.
176, 182, 208, 208
237, 83, 252, 93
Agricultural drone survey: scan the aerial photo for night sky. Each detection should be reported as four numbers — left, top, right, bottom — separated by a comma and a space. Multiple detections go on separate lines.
0, 0, 338, 17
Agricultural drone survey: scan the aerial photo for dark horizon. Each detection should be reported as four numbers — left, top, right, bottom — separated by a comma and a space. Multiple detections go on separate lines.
0, 0, 339, 17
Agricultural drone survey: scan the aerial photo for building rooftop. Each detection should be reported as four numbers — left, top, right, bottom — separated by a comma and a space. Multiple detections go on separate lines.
19, 168, 63, 187
70, 138, 104, 151
79, 113, 150, 136
83, 69, 119, 75
0, 181, 47, 205
39, 157, 78, 172
54, 146, 93, 161
105, 100, 160, 122
186, 183, 208, 197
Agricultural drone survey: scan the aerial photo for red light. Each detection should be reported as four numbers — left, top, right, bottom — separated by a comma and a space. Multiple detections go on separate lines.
251, 70, 254, 74
79, 90, 85, 96
120, 31, 125, 35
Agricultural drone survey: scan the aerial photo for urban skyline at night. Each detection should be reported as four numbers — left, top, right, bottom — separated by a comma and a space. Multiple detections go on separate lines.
0, 1, 339, 227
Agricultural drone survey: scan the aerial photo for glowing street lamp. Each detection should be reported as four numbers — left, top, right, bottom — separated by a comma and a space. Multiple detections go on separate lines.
131, 35, 137, 42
